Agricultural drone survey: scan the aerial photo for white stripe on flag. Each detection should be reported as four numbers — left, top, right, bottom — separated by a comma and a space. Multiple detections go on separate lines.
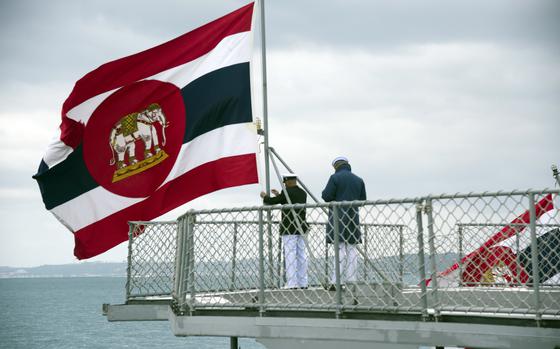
152, 31, 253, 91
50, 122, 257, 231
42, 133, 75, 169
65, 31, 252, 126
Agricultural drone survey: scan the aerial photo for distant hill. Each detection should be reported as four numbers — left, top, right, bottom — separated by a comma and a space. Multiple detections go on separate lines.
0, 262, 127, 278
0, 252, 460, 281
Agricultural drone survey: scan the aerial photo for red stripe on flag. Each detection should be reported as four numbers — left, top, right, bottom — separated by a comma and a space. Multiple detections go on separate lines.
73, 153, 258, 259
462, 245, 530, 285
60, 2, 254, 148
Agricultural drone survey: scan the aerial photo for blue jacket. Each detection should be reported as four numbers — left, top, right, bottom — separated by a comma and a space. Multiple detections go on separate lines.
322, 164, 366, 244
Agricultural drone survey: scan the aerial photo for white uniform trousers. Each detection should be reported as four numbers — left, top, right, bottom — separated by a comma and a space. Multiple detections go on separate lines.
331, 243, 358, 284
282, 234, 308, 288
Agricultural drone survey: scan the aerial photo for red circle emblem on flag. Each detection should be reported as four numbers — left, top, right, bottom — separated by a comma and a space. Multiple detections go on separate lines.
83, 80, 186, 198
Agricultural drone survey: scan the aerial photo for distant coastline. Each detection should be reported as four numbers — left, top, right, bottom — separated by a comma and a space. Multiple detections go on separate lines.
0, 262, 127, 278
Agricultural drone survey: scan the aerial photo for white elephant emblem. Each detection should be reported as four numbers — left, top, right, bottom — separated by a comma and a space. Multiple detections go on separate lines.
109, 103, 170, 182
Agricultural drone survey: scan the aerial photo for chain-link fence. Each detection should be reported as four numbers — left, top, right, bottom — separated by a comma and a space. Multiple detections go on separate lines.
126, 221, 177, 299
424, 192, 559, 319
126, 189, 560, 320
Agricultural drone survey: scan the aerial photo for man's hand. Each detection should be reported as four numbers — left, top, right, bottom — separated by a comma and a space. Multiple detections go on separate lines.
260, 191, 267, 198
271, 189, 280, 196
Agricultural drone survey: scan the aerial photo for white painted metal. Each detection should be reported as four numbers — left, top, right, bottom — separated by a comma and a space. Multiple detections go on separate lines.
169, 313, 560, 349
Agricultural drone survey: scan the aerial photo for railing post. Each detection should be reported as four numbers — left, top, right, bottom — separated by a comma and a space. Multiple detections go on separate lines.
425, 198, 440, 318
399, 226, 404, 285
363, 224, 368, 281
185, 211, 196, 313
230, 222, 238, 290
528, 193, 541, 322
267, 215, 274, 287
173, 216, 187, 313
458, 225, 463, 287
325, 225, 330, 287
125, 222, 134, 302
277, 226, 283, 288
416, 200, 429, 319
266, 210, 281, 289
515, 223, 521, 286
258, 208, 266, 314
333, 205, 343, 316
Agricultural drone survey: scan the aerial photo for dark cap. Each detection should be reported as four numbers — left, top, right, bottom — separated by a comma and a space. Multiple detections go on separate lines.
282, 173, 297, 181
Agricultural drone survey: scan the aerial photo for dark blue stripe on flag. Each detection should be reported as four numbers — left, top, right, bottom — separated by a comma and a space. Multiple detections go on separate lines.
183, 62, 252, 143
33, 146, 98, 210
518, 228, 560, 283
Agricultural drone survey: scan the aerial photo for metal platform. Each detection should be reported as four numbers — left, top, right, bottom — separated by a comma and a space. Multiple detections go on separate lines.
104, 189, 560, 348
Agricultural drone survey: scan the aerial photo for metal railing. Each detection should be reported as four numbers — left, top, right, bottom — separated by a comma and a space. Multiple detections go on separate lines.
126, 221, 178, 299
126, 189, 560, 321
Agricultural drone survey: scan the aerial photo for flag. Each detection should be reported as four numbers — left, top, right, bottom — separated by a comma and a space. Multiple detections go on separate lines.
428, 194, 554, 287
461, 245, 528, 285
33, 3, 259, 259
461, 227, 560, 285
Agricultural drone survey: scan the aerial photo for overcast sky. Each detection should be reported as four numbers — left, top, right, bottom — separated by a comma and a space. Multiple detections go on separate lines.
1, 0, 559, 267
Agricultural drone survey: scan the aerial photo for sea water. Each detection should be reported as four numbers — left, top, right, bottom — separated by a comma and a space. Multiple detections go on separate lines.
0, 277, 265, 349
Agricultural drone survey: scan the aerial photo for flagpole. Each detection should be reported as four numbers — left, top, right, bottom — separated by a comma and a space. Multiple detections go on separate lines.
259, 0, 271, 195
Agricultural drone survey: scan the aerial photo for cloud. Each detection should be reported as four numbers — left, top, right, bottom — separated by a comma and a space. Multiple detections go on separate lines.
264, 0, 560, 52
264, 42, 559, 196
0, 0, 558, 267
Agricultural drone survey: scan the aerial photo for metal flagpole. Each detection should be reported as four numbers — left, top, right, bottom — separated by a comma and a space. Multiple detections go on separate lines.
258, 0, 277, 289
259, 0, 271, 194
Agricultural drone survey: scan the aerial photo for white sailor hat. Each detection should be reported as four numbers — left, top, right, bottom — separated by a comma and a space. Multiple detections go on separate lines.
331, 156, 349, 167
282, 173, 297, 181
